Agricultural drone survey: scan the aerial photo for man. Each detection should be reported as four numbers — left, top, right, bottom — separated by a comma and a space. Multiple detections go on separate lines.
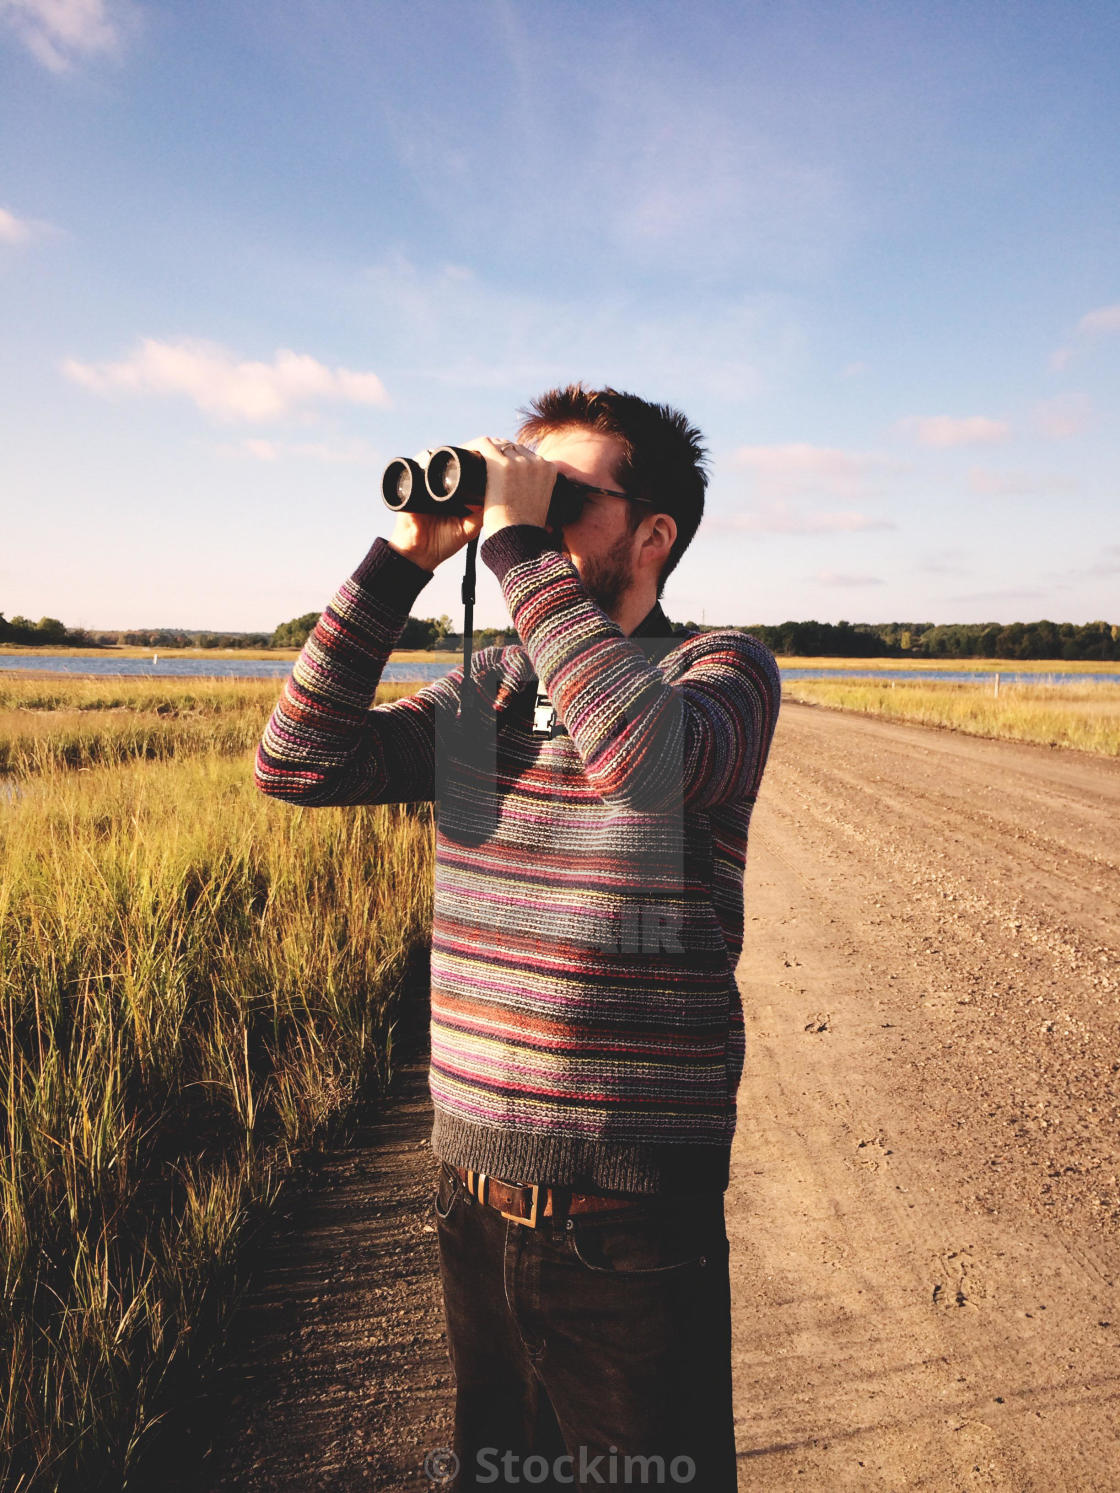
256, 385, 781, 1491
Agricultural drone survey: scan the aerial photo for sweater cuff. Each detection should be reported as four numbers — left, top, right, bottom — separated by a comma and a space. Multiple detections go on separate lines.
351, 535, 435, 605
478, 524, 559, 583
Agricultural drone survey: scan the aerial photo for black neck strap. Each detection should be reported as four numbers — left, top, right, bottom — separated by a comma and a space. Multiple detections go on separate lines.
458, 536, 478, 720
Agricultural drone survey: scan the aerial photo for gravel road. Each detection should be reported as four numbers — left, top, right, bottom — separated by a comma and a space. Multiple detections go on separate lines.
155, 702, 1120, 1492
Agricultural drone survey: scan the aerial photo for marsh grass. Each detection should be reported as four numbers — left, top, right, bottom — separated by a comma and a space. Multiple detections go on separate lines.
783, 676, 1120, 755
0, 677, 418, 778
1, 685, 435, 1489
774, 654, 1120, 675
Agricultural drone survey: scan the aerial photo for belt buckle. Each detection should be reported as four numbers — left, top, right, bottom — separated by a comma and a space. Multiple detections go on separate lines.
501, 1181, 543, 1228
465, 1169, 544, 1228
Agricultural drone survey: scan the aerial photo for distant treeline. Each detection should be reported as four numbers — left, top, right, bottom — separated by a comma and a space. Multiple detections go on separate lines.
736, 618, 1120, 661
0, 613, 275, 650
5, 610, 1118, 661
0, 614, 106, 648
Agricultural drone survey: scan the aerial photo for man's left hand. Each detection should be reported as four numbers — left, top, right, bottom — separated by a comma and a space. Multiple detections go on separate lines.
466, 437, 557, 543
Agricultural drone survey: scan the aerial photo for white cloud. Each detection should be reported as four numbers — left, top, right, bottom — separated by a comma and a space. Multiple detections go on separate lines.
1051, 303, 1120, 369
243, 439, 277, 462
0, 206, 32, 244
0, 205, 54, 244
709, 503, 895, 535
813, 570, 884, 587
62, 338, 391, 423
897, 415, 1010, 448
1033, 393, 1093, 440
1075, 304, 1120, 337
732, 443, 897, 500
967, 467, 1080, 498
0, 0, 131, 72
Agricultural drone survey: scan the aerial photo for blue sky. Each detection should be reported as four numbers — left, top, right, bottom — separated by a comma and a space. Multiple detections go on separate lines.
1, 0, 1117, 631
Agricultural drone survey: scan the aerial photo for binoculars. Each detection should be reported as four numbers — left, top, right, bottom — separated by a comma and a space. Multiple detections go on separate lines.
381, 446, 587, 528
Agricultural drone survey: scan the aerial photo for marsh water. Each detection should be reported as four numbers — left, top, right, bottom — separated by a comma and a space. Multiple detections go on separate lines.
2, 654, 1118, 685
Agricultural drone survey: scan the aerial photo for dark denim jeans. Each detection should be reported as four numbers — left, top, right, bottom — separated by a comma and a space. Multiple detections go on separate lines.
430, 1160, 737, 1492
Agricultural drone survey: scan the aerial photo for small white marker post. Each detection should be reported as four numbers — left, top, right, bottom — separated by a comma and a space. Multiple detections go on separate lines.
994, 672, 1000, 698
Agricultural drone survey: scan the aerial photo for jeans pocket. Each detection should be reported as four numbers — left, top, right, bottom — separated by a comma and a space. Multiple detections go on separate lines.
568, 1205, 728, 1276
434, 1161, 465, 1223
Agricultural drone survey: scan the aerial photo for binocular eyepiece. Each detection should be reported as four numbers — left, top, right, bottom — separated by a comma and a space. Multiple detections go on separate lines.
381, 446, 586, 528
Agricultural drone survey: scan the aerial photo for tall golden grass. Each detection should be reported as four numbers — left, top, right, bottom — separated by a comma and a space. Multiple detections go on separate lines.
782, 677, 1120, 755
774, 654, 1120, 675
1, 677, 435, 1488
0, 676, 416, 777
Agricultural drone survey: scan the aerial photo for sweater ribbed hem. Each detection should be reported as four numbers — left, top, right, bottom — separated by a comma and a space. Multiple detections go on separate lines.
352, 535, 434, 600
478, 524, 558, 584
429, 1106, 730, 1197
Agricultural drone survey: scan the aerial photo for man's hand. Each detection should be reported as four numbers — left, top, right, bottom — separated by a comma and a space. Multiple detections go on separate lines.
468, 437, 556, 544
386, 449, 484, 573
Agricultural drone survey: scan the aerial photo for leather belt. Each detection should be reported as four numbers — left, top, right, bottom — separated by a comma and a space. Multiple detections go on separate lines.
455, 1166, 645, 1229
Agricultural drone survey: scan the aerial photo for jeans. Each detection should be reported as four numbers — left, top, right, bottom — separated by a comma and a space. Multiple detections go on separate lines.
430, 1159, 738, 1492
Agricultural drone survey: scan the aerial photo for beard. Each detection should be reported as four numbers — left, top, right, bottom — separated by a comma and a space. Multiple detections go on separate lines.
574, 528, 635, 618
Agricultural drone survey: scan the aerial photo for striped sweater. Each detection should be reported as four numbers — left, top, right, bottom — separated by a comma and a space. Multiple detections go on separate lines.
256, 524, 781, 1195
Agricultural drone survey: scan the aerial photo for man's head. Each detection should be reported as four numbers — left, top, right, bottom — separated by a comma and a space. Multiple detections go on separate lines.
516, 385, 708, 613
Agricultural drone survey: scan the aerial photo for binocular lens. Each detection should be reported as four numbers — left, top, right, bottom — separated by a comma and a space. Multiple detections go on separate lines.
426, 449, 460, 500
381, 457, 424, 510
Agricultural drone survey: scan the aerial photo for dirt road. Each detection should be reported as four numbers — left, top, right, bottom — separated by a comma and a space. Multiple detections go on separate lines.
729, 702, 1118, 1490
165, 702, 1120, 1492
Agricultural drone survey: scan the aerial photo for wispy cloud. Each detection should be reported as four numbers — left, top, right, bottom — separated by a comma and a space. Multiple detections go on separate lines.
719, 447, 898, 533
233, 436, 381, 464
732, 443, 898, 500
63, 338, 390, 422
1076, 304, 1120, 337
897, 415, 1010, 448
709, 503, 895, 536
358, 252, 778, 404
1033, 393, 1093, 440
1052, 303, 1120, 369
0, 0, 132, 72
967, 467, 1080, 497
0, 205, 53, 244
385, 32, 854, 283
813, 570, 884, 587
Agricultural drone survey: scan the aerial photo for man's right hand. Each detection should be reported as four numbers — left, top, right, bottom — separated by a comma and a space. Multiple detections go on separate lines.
385, 449, 484, 573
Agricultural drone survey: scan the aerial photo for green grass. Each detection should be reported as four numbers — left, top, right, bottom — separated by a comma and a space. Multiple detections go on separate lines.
1, 680, 434, 1489
783, 676, 1120, 755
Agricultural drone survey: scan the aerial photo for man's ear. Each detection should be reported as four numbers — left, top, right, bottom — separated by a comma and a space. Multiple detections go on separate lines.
641, 513, 676, 571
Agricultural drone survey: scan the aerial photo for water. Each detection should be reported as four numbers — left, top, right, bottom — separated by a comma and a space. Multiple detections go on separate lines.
0, 654, 453, 682
1, 654, 1117, 686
